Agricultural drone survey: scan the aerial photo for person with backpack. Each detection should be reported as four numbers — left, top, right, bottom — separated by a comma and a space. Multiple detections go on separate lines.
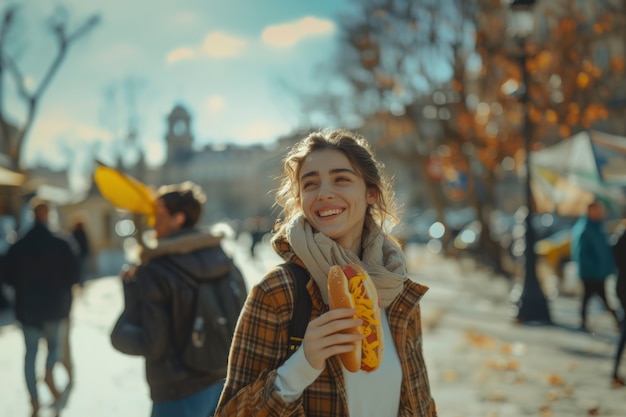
111, 181, 245, 417
215, 129, 437, 416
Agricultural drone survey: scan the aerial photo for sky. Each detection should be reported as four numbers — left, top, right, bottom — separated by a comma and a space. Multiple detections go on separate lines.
4, 0, 352, 174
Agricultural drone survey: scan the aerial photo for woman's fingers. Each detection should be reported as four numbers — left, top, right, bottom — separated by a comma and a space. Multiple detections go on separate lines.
302, 308, 363, 370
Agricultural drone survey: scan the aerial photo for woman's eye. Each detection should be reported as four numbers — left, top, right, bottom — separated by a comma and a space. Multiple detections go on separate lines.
302, 181, 316, 189
336, 176, 351, 183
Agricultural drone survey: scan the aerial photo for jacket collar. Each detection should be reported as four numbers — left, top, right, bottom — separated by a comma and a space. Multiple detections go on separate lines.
140, 228, 223, 264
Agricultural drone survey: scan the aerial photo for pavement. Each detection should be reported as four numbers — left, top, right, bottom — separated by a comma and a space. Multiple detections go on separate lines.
0, 234, 624, 417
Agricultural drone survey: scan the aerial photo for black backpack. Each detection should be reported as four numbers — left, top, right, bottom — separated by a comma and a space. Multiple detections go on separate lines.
159, 256, 247, 374
283, 262, 312, 357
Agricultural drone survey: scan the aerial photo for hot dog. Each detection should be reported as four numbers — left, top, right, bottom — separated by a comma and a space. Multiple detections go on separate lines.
327, 263, 384, 372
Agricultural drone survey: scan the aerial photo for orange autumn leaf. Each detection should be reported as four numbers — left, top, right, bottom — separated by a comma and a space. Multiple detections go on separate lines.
577, 72, 591, 89
547, 373, 564, 386
539, 405, 553, 417
535, 51, 553, 70
465, 330, 496, 349
545, 390, 560, 401
610, 57, 625, 73
593, 22, 603, 34
443, 369, 457, 382
506, 359, 520, 371
545, 109, 558, 124
567, 362, 579, 371
489, 390, 506, 402
529, 107, 542, 123
515, 374, 527, 383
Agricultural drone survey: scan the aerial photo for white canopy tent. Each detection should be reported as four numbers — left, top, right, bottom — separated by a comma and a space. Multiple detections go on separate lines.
0, 166, 25, 186
531, 130, 626, 216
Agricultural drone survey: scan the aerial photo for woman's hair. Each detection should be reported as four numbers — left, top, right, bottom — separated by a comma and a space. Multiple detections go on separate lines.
273, 128, 399, 234
156, 181, 206, 228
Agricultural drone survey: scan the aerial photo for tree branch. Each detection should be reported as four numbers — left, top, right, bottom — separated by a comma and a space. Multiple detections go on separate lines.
5, 56, 31, 103
0, 5, 18, 157
11, 11, 100, 169
34, 14, 100, 100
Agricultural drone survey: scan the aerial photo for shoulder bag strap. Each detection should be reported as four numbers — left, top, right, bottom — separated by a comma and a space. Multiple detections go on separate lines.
283, 262, 312, 357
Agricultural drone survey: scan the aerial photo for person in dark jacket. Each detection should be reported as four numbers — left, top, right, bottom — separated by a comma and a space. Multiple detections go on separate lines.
110, 181, 233, 417
70, 214, 91, 285
611, 225, 626, 387
570, 199, 620, 330
4, 199, 79, 417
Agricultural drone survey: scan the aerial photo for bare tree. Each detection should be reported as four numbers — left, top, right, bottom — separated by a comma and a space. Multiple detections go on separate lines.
0, 4, 99, 221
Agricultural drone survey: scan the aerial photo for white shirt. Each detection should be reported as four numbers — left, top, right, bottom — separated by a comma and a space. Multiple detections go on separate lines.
343, 309, 402, 417
276, 309, 403, 417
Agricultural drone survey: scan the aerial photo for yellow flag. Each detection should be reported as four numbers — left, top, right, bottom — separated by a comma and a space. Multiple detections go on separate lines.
93, 161, 156, 224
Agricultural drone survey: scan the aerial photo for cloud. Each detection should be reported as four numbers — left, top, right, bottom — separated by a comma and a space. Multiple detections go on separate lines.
32, 113, 112, 144
205, 96, 225, 112
166, 47, 196, 64
261, 16, 335, 48
166, 31, 247, 64
201, 32, 247, 58
25, 112, 113, 167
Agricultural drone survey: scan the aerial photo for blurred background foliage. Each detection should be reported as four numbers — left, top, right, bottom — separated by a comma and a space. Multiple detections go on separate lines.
1, 0, 626, 283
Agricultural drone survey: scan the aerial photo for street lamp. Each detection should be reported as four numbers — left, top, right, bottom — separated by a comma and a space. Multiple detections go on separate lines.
509, 0, 552, 324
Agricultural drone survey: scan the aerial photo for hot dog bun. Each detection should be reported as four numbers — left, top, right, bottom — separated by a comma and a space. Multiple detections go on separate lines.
327, 263, 384, 373
328, 265, 362, 372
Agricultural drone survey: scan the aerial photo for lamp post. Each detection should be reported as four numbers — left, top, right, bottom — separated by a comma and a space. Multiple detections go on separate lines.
509, 0, 551, 324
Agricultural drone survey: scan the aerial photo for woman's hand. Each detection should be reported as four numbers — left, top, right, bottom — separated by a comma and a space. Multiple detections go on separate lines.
302, 308, 363, 370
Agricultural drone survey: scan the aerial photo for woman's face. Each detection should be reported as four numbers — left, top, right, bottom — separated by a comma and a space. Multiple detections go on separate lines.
298, 149, 376, 254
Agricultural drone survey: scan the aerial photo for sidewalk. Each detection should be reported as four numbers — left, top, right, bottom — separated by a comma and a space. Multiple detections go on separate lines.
408, 246, 625, 417
0, 239, 624, 416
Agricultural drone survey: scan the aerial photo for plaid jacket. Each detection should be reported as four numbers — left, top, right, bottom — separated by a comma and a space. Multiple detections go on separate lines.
215, 261, 437, 417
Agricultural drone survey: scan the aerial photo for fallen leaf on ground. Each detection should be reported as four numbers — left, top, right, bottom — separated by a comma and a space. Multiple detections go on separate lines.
539, 405, 553, 417
443, 369, 457, 381
465, 329, 496, 349
546, 373, 564, 386
588, 406, 600, 415
545, 390, 560, 401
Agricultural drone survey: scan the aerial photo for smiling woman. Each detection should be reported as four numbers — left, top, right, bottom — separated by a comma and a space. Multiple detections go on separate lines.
297, 149, 377, 254
214, 128, 437, 417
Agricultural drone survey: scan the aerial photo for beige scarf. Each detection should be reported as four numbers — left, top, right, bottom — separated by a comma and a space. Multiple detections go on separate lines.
286, 215, 407, 308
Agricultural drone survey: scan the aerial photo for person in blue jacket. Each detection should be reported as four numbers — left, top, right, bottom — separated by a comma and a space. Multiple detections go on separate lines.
570, 199, 620, 331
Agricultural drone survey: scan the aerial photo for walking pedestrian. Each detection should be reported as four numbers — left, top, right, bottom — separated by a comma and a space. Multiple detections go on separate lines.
110, 181, 232, 417
215, 129, 437, 416
70, 214, 91, 285
570, 199, 620, 331
3, 198, 79, 417
611, 225, 626, 387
